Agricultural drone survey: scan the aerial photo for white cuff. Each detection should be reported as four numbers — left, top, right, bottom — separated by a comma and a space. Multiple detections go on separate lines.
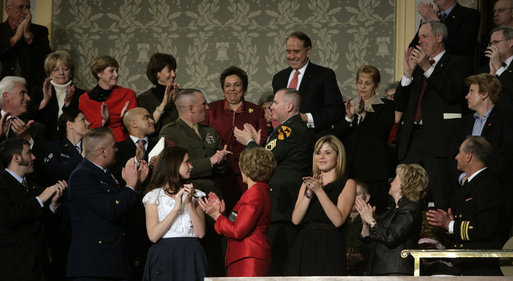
401, 75, 413, 87
306, 113, 315, 128
448, 220, 455, 234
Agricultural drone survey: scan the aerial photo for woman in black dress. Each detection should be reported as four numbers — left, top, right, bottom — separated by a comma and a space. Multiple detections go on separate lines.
334, 65, 394, 214
355, 163, 428, 275
285, 135, 356, 276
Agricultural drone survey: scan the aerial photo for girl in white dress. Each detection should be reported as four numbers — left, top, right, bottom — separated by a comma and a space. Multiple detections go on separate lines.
142, 146, 207, 280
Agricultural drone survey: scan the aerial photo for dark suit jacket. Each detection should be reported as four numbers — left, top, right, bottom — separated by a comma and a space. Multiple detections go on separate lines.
409, 3, 480, 62
454, 106, 513, 184
272, 62, 344, 137
0, 21, 51, 90
449, 169, 502, 275
215, 182, 271, 269
66, 159, 139, 279
113, 137, 156, 187
28, 84, 85, 140
0, 170, 48, 279
334, 99, 395, 181
478, 63, 513, 111
248, 114, 312, 222
395, 53, 472, 160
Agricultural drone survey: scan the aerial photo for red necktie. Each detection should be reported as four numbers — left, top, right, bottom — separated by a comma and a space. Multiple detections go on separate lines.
288, 70, 300, 90
414, 59, 435, 123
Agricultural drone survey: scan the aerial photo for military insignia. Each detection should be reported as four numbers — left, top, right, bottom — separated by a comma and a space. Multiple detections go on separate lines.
43, 153, 53, 163
60, 153, 71, 159
278, 126, 292, 140
248, 108, 253, 113
265, 139, 277, 151
205, 133, 215, 145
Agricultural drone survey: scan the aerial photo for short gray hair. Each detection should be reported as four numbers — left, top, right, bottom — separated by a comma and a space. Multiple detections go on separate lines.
0, 76, 26, 107
277, 88, 301, 113
421, 20, 448, 46
491, 25, 513, 40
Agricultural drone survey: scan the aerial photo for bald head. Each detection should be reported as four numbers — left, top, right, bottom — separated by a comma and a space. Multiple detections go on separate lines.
122, 107, 155, 138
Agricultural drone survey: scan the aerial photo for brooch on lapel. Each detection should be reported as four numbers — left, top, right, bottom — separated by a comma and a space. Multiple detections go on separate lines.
248, 108, 253, 113
205, 133, 215, 145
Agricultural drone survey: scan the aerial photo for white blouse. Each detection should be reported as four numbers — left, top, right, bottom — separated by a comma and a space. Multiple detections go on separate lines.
143, 187, 206, 238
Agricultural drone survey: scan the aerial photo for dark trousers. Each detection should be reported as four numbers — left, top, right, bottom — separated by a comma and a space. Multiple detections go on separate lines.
267, 221, 298, 276
401, 128, 455, 210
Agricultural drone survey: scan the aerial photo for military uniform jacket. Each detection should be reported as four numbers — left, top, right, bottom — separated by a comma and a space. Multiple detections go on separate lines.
42, 138, 83, 184
248, 114, 312, 222
450, 169, 502, 250
66, 159, 139, 278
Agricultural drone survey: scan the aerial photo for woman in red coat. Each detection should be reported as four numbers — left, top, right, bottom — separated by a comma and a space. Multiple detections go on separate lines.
204, 66, 267, 210
79, 55, 137, 142
199, 147, 276, 277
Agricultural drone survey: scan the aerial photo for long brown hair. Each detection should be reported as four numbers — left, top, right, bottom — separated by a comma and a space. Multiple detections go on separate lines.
145, 146, 187, 195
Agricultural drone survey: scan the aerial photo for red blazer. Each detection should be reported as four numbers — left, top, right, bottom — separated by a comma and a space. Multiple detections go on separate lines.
214, 182, 271, 267
79, 86, 137, 142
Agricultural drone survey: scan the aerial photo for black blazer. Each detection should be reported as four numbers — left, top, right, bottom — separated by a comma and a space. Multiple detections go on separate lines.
0, 21, 51, 90
0, 171, 49, 279
409, 3, 480, 62
366, 198, 422, 276
395, 53, 473, 160
28, 84, 85, 140
41, 138, 83, 184
66, 158, 139, 279
272, 62, 344, 137
113, 137, 156, 187
334, 99, 395, 181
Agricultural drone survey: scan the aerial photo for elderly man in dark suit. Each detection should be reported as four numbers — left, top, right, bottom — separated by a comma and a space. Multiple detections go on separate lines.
396, 20, 472, 210
479, 26, 513, 111
428, 136, 503, 275
66, 127, 148, 280
0, 0, 51, 90
0, 137, 66, 280
234, 88, 312, 275
272, 31, 343, 139
412, 0, 480, 62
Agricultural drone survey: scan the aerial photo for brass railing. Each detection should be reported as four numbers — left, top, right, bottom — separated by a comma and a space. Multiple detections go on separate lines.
401, 249, 513, 276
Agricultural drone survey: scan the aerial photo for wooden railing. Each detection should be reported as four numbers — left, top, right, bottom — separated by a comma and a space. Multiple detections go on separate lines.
401, 249, 513, 276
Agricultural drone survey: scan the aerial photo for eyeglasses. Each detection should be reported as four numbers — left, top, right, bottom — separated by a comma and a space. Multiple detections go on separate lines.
493, 7, 513, 13
489, 39, 508, 46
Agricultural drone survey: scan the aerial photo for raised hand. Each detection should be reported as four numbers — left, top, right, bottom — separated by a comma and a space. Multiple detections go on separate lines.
120, 101, 130, 119
39, 77, 53, 110
64, 84, 76, 107
101, 103, 109, 127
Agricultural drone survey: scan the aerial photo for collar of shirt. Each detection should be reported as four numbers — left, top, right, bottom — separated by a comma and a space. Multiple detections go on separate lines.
431, 50, 446, 68
362, 95, 384, 113
503, 55, 513, 69
473, 105, 494, 120
86, 158, 109, 173
442, 2, 457, 17
223, 98, 244, 113
5, 168, 25, 185
467, 167, 487, 182
130, 135, 148, 149
179, 116, 197, 129
287, 60, 309, 88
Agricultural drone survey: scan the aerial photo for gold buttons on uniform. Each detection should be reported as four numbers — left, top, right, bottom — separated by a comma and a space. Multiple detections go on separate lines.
115, 200, 120, 205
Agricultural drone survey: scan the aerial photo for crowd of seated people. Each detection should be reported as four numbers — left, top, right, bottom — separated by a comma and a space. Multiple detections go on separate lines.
3, 0, 513, 279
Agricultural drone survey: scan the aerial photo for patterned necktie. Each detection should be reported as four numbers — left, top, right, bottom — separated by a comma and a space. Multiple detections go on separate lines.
414, 59, 435, 123
22, 178, 28, 191
288, 70, 300, 90
137, 139, 147, 160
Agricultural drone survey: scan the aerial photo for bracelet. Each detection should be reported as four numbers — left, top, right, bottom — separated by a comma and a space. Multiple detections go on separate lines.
369, 220, 377, 227
304, 190, 313, 199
